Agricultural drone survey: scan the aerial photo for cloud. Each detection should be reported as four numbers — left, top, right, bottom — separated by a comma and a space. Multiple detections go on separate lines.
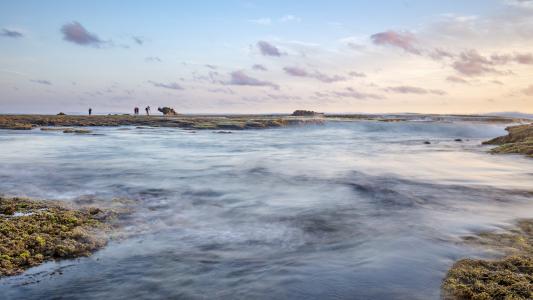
514, 53, 533, 64
148, 80, 184, 90
316, 87, 384, 100
30, 79, 52, 85
349, 71, 366, 78
1, 28, 23, 38
429, 48, 455, 60
205, 64, 217, 70
225, 70, 279, 89
280, 15, 301, 22
452, 50, 498, 76
283, 66, 308, 77
283, 66, 347, 83
257, 41, 284, 57
132, 36, 144, 45
208, 87, 235, 95
145, 56, 162, 62
446, 76, 469, 84
523, 85, 533, 96
252, 64, 268, 71
61, 22, 104, 47
249, 18, 271, 25
385, 85, 446, 95
370, 30, 421, 55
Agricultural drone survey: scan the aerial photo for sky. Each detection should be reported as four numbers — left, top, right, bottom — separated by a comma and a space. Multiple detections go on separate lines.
1, 0, 533, 114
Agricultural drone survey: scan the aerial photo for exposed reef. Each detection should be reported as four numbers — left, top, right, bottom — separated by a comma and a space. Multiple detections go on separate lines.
483, 123, 533, 158
0, 115, 323, 131
0, 196, 128, 277
442, 219, 533, 299
291, 110, 324, 117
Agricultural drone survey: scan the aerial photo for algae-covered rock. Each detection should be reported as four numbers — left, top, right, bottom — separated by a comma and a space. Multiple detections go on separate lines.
483, 123, 533, 158
442, 219, 533, 299
63, 129, 92, 134
0, 196, 120, 277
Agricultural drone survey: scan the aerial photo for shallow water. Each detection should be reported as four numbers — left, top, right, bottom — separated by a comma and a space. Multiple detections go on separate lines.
0, 121, 532, 300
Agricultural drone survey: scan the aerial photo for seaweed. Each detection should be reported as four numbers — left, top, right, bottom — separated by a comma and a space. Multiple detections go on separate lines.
0, 196, 121, 277
442, 219, 533, 299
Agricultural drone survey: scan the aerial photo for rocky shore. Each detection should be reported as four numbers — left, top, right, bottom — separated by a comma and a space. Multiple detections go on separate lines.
442, 219, 533, 299
0, 114, 324, 131
0, 196, 129, 277
483, 123, 533, 158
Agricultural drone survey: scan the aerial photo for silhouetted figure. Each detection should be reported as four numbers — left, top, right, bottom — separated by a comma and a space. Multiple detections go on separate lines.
134, 107, 139, 115
88, 108, 92, 116
145, 106, 150, 116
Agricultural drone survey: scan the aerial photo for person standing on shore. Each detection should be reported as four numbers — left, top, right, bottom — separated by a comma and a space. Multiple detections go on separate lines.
134, 107, 139, 115
89, 108, 92, 115
145, 106, 150, 116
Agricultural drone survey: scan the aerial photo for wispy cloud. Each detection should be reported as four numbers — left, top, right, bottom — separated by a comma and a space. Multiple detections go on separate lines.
145, 56, 162, 62
279, 15, 301, 22
446, 76, 469, 84
225, 70, 279, 89
30, 79, 52, 85
385, 86, 446, 95
523, 85, 533, 96
252, 64, 268, 71
257, 41, 284, 57
148, 80, 184, 90
283, 66, 346, 83
249, 18, 271, 25
316, 87, 384, 100
1, 28, 23, 38
132, 36, 144, 45
61, 22, 105, 47
370, 30, 421, 55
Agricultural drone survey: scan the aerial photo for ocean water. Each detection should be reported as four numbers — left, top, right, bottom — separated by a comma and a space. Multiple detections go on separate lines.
0, 121, 532, 300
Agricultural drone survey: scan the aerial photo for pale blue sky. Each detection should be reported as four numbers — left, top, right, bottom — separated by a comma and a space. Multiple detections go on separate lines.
1, 0, 532, 114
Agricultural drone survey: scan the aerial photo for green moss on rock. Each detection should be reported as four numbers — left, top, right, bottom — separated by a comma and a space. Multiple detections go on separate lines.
442, 219, 533, 299
0, 196, 119, 277
483, 123, 533, 158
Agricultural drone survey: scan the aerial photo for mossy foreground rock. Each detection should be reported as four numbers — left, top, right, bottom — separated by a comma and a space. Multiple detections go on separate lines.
0, 196, 118, 277
442, 220, 533, 299
483, 123, 533, 158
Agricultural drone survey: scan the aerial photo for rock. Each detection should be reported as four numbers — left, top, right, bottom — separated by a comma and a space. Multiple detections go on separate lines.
41, 127, 73, 131
63, 129, 92, 134
423, 141, 431, 144
291, 110, 324, 117
57, 112, 66, 116
157, 107, 178, 115
215, 131, 232, 134
483, 123, 533, 158
454, 139, 463, 142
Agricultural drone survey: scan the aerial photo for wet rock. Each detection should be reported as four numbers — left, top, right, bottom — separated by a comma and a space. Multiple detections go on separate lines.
0, 196, 118, 277
483, 123, 533, 158
157, 107, 178, 115
442, 219, 533, 300
57, 112, 66, 116
63, 129, 92, 134
454, 139, 463, 142
215, 131, 232, 134
423, 141, 431, 144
